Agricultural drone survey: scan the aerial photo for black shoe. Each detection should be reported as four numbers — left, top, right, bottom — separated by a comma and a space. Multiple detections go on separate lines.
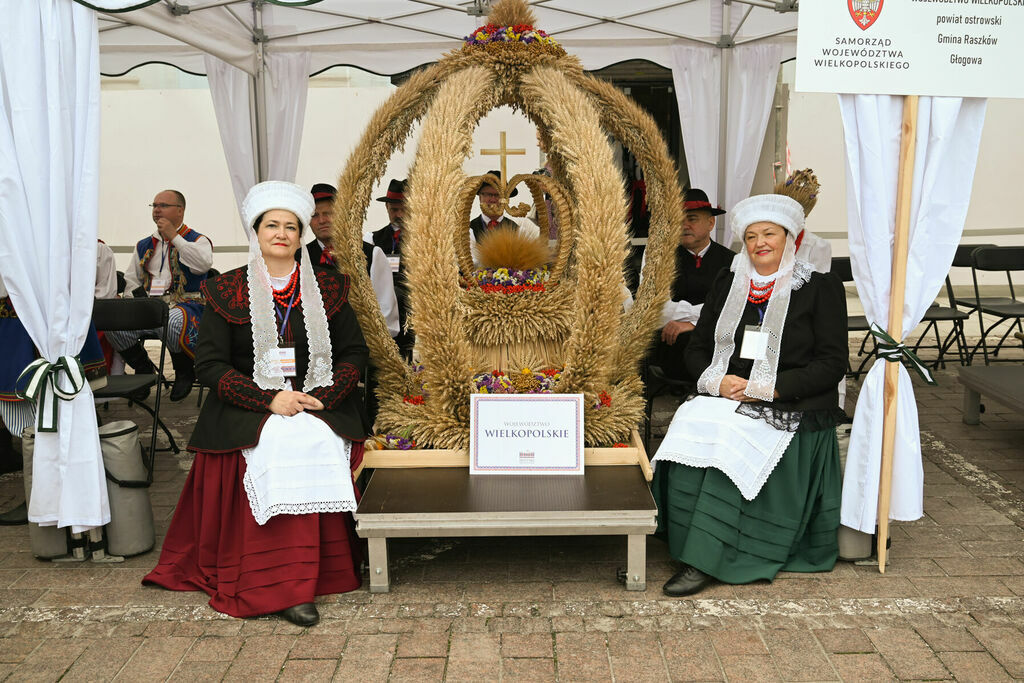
0, 429, 21, 475
277, 602, 319, 627
663, 565, 715, 597
168, 352, 195, 402
120, 342, 157, 375
0, 502, 28, 526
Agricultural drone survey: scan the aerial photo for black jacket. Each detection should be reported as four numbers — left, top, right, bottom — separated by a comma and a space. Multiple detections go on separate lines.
685, 268, 848, 414
187, 266, 369, 453
670, 240, 736, 305
469, 215, 519, 244
371, 224, 401, 255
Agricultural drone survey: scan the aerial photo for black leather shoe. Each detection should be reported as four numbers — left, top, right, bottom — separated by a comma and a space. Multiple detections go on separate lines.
277, 602, 319, 627
0, 502, 28, 526
120, 342, 157, 375
663, 565, 714, 597
168, 352, 195, 402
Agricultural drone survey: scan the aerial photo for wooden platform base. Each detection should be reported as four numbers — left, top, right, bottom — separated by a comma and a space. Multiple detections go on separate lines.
358, 429, 653, 482
355, 465, 658, 593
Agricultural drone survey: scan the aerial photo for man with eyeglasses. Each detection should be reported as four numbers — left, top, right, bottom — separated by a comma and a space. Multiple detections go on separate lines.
468, 170, 540, 266
109, 189, 212, 402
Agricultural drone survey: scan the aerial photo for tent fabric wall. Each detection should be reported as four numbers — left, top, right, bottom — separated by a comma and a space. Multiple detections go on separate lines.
92, 1, 798, 218
838, 94, 987, 534
0, 0, 110, 532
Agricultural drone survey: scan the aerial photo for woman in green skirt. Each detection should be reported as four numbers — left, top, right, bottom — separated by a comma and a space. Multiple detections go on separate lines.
651, 193, 847, 597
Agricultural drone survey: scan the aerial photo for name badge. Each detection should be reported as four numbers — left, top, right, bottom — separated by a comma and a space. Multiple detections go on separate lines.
740, 325, 769, 360
387, 255, 401, 273
149, 276, 170, 296
276, 344, 297, 377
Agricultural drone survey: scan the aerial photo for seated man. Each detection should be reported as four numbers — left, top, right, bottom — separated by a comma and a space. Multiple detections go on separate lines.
644, 188, 735, 383
108, 190, 212, 402
469, 170, 541, 266
308, 183, 399, 338
371, 179, 413, 358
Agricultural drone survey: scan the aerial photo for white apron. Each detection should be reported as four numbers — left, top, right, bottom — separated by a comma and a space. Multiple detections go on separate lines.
242, 411, 358, 526
652, 396, 795, 500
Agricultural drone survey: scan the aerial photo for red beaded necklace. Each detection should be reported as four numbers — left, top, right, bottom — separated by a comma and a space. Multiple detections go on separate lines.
747, 279, 775, 305
271, 267, 301, 308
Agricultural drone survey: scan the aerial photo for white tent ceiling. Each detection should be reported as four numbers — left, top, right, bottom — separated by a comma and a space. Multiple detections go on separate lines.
94, 0, 799, 77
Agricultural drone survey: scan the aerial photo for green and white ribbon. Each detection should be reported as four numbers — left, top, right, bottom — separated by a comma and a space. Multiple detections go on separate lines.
869, 323, 937, 385
15, 356, 87, 433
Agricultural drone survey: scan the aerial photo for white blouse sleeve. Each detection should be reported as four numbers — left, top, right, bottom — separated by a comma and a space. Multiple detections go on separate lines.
368, 244, 400, 337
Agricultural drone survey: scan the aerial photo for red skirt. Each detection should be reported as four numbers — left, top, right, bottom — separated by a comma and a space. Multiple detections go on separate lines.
142, 445, 363, 618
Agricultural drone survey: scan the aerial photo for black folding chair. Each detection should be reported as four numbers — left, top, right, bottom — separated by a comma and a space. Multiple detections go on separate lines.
910, 270, 972, 370
969, 246, 1024, 365
91, 298, 179, 474
830, 257, 874, 379
950, 243, 998, 312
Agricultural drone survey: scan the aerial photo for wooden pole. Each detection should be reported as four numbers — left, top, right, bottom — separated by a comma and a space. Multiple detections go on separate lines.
877, 94, 919, 573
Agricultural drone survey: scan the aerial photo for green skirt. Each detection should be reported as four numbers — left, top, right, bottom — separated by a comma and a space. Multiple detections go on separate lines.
652, 427, 841, 584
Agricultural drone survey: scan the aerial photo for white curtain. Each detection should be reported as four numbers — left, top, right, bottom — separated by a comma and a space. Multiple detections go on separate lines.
206, 55, 255, 220
0, 0, 109, 531
839, 95, 987, 534
671, 42, 783, 242
723, 43, 784, 212
206, 51, 311, 218
264, 53, 311, 185
671, 44, 720, 205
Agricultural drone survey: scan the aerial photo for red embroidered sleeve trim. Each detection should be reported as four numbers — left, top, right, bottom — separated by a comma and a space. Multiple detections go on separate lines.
217, 369, 276, 412
203, 268, 250, 324
308, 362, 360, 409
316, 270, 349, 318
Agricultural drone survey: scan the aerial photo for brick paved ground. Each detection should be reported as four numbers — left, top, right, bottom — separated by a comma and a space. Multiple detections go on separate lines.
1, 339, 1022, 681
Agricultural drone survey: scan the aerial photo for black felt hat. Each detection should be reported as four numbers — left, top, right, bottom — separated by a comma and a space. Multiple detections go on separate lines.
479, 170, 518, 197
375, 178, 407, 203
683, 188, 725, 216
310, 183, 336, 201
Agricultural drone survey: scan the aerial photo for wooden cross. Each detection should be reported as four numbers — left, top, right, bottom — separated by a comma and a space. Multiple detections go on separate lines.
479, 131, 526, 182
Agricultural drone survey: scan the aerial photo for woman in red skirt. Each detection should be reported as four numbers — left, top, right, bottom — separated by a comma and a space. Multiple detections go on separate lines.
144, 181, 369, 626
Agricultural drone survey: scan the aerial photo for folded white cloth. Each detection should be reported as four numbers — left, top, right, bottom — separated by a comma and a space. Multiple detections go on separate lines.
242, 411, 357, 525
652, 395, 795, 500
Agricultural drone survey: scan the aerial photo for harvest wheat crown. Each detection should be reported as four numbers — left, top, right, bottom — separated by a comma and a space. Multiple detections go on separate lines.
330, 0, 684, 449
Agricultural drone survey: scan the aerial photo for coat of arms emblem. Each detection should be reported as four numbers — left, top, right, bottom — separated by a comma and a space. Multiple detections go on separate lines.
848, 0, 883, 31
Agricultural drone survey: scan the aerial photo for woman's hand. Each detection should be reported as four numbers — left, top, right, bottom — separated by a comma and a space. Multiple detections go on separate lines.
718, 374, 749, 402
269, 390, 325, 416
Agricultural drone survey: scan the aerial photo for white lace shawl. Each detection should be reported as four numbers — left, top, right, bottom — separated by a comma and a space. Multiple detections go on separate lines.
245, 223, 333, 393
696, 231, 814, 402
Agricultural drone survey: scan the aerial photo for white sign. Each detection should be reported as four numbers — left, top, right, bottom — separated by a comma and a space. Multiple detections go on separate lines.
469, 394, 584, 475
796, 1, 1024, 98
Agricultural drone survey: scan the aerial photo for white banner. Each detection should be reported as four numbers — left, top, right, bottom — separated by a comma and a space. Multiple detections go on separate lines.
469, 394, 584, 475
796, 1, 1024, 98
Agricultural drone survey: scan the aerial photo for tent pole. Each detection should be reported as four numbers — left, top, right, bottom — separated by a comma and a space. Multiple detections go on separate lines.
252, 0, 269, 182
877, 94, 918, 574
716, 2, 732, 244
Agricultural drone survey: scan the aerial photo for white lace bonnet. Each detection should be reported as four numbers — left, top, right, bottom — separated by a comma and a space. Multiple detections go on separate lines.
240, 181, 333, 392
696, 193, 808, 402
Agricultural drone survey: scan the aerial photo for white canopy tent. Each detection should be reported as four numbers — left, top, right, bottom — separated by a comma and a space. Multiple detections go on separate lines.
92, 0, 798, 215
7, 0, 988, 551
